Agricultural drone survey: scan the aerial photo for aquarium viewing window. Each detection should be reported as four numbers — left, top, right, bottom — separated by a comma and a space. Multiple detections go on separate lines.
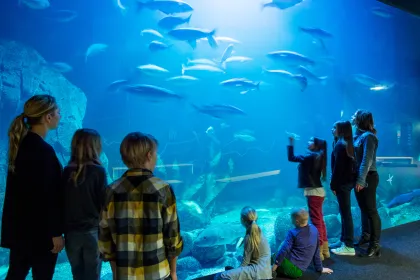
377, 0, 420, 17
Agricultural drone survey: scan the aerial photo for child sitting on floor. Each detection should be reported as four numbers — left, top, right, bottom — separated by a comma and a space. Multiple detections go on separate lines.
271, 208, 333, 279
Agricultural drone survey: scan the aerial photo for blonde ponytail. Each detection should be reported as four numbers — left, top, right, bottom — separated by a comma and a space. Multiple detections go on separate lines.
241, 206, 262, 259
247, 221, 262, 259
7, 94, 58, 173
7, 114, 29, 173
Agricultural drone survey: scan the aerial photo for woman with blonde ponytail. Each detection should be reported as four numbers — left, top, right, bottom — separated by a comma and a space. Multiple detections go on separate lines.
62, 128, 107, 280
1, 94, 64, 280
215, 207, 272, 280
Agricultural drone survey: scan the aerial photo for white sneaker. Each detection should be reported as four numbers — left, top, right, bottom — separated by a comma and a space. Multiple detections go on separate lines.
331, 245, 356, 256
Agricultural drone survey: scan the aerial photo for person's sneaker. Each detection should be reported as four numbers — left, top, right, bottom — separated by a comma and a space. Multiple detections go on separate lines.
331, 245, 356, 256
329, 240, 342, 249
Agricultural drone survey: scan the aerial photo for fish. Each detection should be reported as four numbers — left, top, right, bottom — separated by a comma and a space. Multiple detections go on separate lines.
296, 65, 328, 85
200, 36, 241, 44
181, 64, 224, 76
19, 0, 50, 9
222, 56, 253, 68
372, 7, 394, 18
267, 51, 315, 67
44, 10, 78, 22
107, 80, 130, 92
219, 44, 235, 66
158, 14, 192, 30
353, 74, 381, 88
261, 0, 304, 11
137, 64, 170, 77
234, 133, 256, 142
386, 189, 420, 208
137, 0, 194, 15
262, 68, 308, 91
194, 224, 244, 247
166, 75, 199, 86
122, 84, 182, 100
220, 78, 260, 94
140, 29, 164, 39
187, 58, 219, 67
148, 40, 172, 52
168, 27, 218, 49
299, 27, 333, 40
43, 62, 72, 73
192, 104, 246, 119
85, 43, 108, 63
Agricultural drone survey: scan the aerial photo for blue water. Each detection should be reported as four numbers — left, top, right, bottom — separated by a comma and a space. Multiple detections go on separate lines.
1, 0, 420, 279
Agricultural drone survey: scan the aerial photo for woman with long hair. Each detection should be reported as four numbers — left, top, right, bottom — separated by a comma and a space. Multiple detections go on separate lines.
63, 128, 107, 280
329, 121, 357, 256
287, 136, 329, 260
351, 109, 381, 257
1, 95, 64, 279
214, 207, 272, 280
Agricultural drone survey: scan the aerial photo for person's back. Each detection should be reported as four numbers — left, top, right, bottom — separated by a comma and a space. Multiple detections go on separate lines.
272, 209, 332, 279
99, 132, 183, 280
2, 131, 62, 250
63, 164, 107, 232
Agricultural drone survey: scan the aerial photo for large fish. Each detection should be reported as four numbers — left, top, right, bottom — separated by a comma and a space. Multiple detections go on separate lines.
386, 189, 420, 208
267, 50, 315, 67
261, 0, 304, 11
299, 27, 333, 40
297, 65, 328, 85
122, 84, 182, 100
262, 68, 308, 91
137, 0, 193, 15
220, 78, 260, 94
192, 104, 246, 119
158, 14, 192, 30
168, 27, 218, 49
194, 224, 244, 247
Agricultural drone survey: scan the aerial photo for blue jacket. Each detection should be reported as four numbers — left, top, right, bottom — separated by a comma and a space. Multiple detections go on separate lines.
353, 129, 378, 187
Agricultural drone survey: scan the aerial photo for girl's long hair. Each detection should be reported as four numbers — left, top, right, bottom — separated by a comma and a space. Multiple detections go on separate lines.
69, 128, 102, 186
334, 120, 354, 158
313, 137, 327, 182
241, 206, 261, 259
352, 109, 377, 135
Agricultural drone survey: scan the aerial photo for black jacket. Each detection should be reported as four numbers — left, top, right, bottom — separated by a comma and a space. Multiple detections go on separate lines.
62, 164, 107, 233
287, 145, 323, 189
330, 141, 356, 191
1, 132, 63, 251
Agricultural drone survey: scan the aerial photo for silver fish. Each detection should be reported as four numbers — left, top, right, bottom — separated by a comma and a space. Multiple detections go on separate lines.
299, 27, 333, 40
148, 40, 172, 52
262, 68, 308, 91
267, 50, 315, 67
122, 84, 182, 100
192, 104, 246, 119
137, 0, 194, 15
220, 78, 260, 94
168, 27, 218, 49
158, 14, 192, 30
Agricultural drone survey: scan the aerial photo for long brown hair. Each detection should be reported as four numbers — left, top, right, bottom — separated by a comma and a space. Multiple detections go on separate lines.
69, 128, 102, 186
7, 95, 58, 173
352, 109, 377, 135
313, 137, 327, 182
241, 206, 261, 259
334, 120, 354, 158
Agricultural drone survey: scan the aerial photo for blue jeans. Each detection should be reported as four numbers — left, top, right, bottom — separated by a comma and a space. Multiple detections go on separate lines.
65, 229, 102, 280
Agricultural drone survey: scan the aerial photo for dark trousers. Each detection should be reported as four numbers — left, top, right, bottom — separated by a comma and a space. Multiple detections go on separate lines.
65, 230, 102, 280
6, 248, 58, 280
307, 196, 328, 244
355, 171, 381, 243
336, 184, 354, 247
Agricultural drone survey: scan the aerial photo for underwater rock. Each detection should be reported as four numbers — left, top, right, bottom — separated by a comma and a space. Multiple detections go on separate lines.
178, 201, 208, 231
191, 244, 225, 264
180, 231, 194, 258
323, 199, 340, 215
324, 214, 341, 239
285, 196, 307, 208
274, 209, 294, 242
177, 256, 202, 275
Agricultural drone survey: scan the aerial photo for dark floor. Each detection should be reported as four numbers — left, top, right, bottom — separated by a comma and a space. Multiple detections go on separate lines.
195, 220, 420, 280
